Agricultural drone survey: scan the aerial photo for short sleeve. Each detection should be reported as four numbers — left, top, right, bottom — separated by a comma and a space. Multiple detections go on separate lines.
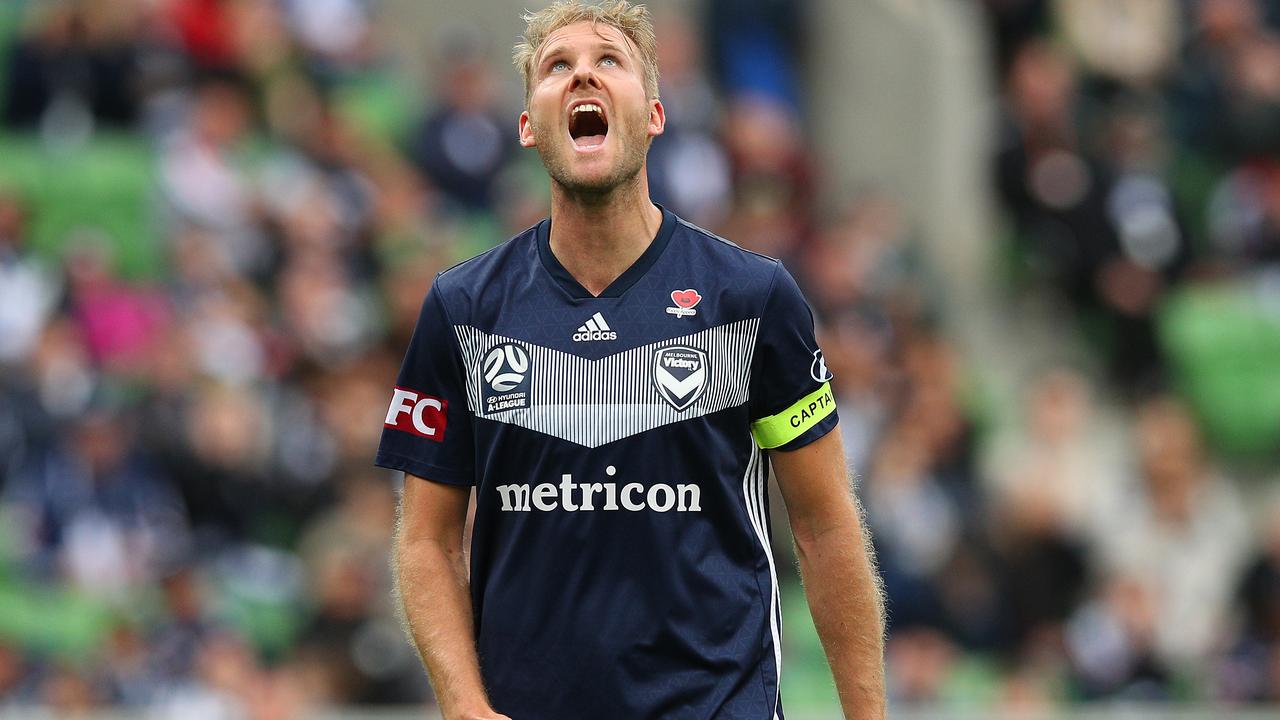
748, 263, 838, 451
374, 279, 475, 485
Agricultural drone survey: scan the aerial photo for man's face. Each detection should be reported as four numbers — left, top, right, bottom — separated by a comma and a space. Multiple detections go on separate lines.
519, 21, 664, 196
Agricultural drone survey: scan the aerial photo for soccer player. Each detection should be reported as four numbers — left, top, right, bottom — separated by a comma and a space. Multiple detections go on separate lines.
377, 1, 886, 718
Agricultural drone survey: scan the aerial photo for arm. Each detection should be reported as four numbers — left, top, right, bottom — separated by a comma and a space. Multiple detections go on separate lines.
394, 475, 510, 720
771, 428, 886, 719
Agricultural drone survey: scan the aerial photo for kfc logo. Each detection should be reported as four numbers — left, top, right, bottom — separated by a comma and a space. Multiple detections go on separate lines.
384, 387, 447, 441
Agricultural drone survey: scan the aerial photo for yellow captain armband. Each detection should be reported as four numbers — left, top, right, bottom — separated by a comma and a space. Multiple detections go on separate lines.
750, 382, 837, 449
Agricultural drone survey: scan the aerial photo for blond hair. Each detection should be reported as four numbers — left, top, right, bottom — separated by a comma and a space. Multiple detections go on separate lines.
513, 0, 660, 107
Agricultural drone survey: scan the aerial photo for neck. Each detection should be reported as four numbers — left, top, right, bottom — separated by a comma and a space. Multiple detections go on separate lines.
548, 171, 663, 296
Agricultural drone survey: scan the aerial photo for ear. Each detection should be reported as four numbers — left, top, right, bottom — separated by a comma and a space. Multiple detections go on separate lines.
646, 99, 666, 139
518, 111, 537, 148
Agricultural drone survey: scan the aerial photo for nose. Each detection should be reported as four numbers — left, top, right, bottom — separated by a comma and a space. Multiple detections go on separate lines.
569, 62, 602, 91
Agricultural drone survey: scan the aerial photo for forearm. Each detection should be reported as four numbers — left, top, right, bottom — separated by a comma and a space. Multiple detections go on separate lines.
394, 533, 494, 719
795, 518, 886, 719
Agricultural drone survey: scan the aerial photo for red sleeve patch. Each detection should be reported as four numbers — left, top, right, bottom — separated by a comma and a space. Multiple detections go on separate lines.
384, 386, 448, 442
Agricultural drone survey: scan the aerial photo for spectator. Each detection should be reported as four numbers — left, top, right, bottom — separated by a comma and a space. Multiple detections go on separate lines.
1227, 495, 1280, 701
1065, 574, 1172, 699
1174, 0, 1280, 162
987, 368, 1125, 546
0, 642, 35, 708
1098, 396, 1249, 668
1, 1, 146, 132
3, 404, 189, 595
158, 72, 264, 277
0, 192, 59, 365
646, 13, 730, 227
63, 237, 171, 376
406, 42, 514, 215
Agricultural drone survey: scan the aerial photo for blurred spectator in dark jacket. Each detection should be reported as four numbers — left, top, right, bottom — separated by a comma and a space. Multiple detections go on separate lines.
406, 40, 514, 215
1174, 0, 1280, 163
1225, 496, 1280, 701
2, 1, 146, 132
1091, 100, 1194, 386
997, 39, 1116, 307
295, 471, 425, 704
998, 39, 1194, 387
646, 13, 730, 229
3, 404, 188, 595
981, 0, 1052, 79
148, 564, 220, 689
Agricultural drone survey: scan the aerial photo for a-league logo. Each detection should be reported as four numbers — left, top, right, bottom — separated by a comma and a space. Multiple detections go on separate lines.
653, 346, 707, 412
481, 343, 531, 414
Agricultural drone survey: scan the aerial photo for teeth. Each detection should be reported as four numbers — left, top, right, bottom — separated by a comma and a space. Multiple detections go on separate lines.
572, 103, 603, 116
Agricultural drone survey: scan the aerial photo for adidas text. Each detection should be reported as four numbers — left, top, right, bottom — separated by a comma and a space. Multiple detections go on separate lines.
573, 312, 617, 342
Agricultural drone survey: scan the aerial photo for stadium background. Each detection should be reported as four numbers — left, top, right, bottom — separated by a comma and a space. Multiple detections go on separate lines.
1, 0, 1280, 717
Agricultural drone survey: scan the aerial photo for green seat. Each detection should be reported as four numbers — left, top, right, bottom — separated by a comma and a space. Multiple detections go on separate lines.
0, 577, 114, 659
334, 71, 420, 145
1159, 282, 1280, 458
0, 132, 160, 278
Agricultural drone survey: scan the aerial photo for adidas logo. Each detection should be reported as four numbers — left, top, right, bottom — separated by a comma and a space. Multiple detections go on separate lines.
572, 312, 618, 342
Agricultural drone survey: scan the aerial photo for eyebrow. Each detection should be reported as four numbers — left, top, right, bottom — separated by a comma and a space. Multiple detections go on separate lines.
537, 40, 631, 69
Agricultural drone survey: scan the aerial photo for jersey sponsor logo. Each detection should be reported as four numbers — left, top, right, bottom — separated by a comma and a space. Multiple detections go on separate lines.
384, 386, 447, 441
481, 343, 531, 413
572, 312, 617, 342
810, 348, 833, 382
666, 288, 701, 318
653, 345, 707, 411
495, 465, 702, 513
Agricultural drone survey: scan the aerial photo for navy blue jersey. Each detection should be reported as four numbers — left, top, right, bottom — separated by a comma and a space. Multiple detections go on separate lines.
376, 206, 837, 719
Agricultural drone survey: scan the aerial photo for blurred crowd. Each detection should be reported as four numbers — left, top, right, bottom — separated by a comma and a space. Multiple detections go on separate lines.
899, 0, 1279, 706
0, 0, 1278, 716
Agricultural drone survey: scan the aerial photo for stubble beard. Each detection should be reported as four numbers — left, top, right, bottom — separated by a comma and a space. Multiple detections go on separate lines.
532, 115, 649, 203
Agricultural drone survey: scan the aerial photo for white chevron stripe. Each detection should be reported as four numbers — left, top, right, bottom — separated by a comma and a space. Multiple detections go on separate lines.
454, 319, 759, 447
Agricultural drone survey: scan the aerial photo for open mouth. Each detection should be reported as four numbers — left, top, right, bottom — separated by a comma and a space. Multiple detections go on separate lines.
569, 102, 608, 150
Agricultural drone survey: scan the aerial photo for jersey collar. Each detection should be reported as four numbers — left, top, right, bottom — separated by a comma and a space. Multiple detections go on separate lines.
536, 204, 677, 299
